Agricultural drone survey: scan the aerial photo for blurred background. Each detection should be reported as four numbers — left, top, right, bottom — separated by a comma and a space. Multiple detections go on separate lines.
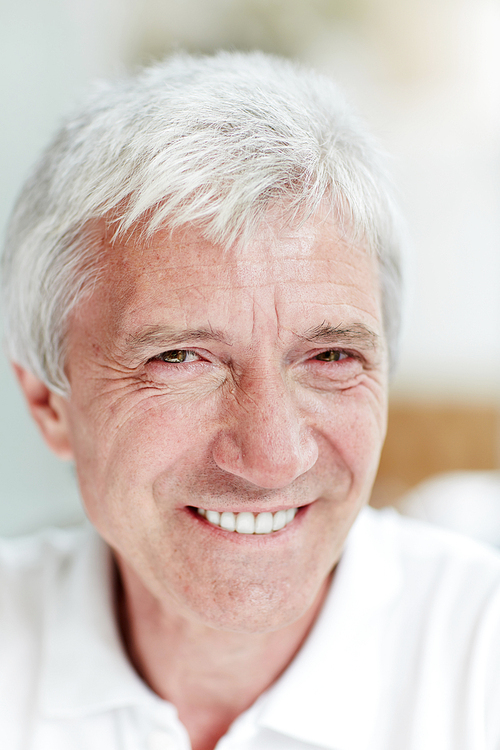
1, 0, 500, 540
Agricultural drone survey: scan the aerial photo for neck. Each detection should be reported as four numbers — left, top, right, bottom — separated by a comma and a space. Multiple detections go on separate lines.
114, 559, 331, 750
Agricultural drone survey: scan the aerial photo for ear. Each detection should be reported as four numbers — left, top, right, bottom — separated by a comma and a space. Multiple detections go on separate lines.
13, 364, 74, 460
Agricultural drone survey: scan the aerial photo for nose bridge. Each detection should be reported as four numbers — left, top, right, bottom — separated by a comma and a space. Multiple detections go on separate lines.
212, 363, 319, 489
245, 373, 299, 448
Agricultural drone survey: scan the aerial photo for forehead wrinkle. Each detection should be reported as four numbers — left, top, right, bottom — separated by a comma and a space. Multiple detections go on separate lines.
243, 276, 284, 346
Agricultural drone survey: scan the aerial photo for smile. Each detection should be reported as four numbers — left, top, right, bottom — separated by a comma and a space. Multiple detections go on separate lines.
196, 507, 298, 534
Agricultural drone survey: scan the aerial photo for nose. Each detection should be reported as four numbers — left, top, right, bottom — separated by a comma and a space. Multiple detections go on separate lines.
212, 371, 319, 489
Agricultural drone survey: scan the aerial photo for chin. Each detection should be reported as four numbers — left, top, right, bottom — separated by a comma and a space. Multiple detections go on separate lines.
174, 571, 329, 634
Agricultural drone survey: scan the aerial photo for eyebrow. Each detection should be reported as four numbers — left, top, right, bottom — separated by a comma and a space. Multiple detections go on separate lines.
301, 322, 381, 350
122, 325, 231, 358
121, 321, 381, 362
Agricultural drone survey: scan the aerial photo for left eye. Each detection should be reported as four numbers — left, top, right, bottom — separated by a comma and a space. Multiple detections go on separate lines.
155, 350, 200, 363
314, 350, 348, 362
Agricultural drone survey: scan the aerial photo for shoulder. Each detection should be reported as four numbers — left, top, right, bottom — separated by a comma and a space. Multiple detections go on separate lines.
284, 510, 500, 750
0, 524, 99, 651
0, 524, 90, 602
0, 525, 93, 744
343, 508, 500, 747
347, 507, 500, 668
360, 504, 500, 585
0, 523, 91, 647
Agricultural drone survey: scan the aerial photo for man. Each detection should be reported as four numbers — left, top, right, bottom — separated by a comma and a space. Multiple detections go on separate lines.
1, 51, 499, 750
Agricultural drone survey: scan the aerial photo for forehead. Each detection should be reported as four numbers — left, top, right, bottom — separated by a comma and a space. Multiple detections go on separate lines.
79, 214, 383, 346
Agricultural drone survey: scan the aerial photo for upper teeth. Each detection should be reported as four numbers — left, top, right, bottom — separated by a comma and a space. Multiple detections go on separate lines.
197, 507, 297, 534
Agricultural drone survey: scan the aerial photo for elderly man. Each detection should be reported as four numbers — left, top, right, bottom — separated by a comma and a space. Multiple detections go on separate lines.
1, 52, 500, 750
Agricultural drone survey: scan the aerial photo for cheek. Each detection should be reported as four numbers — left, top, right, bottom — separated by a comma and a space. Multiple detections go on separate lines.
316, 389, 387, 487
68, 396, 213, 521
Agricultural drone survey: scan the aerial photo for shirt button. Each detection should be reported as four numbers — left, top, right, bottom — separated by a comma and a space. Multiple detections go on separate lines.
148, 730, 178, 750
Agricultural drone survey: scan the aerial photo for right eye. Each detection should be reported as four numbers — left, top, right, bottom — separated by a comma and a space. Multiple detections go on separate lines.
313, 350, 349, 362
154, 350, 200, 363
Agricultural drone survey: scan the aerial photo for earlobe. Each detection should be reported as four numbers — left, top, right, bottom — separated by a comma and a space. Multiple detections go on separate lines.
13, 365, 74, 460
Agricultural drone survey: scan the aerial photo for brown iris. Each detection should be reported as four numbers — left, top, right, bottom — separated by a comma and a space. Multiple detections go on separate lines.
315, 350, 341, 361
159, 350, 188, 363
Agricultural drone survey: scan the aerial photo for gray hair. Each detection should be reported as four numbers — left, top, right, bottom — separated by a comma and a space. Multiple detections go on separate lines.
1, 51, 403, 395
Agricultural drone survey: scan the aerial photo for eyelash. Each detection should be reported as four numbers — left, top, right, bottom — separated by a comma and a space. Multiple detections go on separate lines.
152, 348, 353, 365
153, 349, 201, 364
312, 350, 350, 363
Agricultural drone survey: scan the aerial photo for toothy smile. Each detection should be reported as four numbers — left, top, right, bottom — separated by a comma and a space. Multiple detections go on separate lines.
196, 507, 298, 534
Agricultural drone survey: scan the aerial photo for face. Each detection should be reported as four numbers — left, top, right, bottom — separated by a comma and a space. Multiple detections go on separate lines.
54, 213, 389, 633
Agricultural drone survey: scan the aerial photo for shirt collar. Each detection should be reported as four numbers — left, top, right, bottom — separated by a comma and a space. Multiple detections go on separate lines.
39, 507, 403, 749
39, 523, 158, 718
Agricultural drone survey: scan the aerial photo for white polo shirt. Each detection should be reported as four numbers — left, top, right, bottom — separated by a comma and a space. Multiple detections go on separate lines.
2, 507, 500, 750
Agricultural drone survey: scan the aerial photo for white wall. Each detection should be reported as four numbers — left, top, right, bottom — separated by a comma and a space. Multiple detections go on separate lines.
0, 0, 133, 533
1, 0, 499, 534
306, 0, 500, 401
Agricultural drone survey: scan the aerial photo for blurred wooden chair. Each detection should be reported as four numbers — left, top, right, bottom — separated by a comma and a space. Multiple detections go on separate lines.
370, 402, 500, 508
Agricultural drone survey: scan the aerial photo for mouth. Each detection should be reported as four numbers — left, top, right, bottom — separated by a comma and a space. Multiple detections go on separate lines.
193, 506, 298, 535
